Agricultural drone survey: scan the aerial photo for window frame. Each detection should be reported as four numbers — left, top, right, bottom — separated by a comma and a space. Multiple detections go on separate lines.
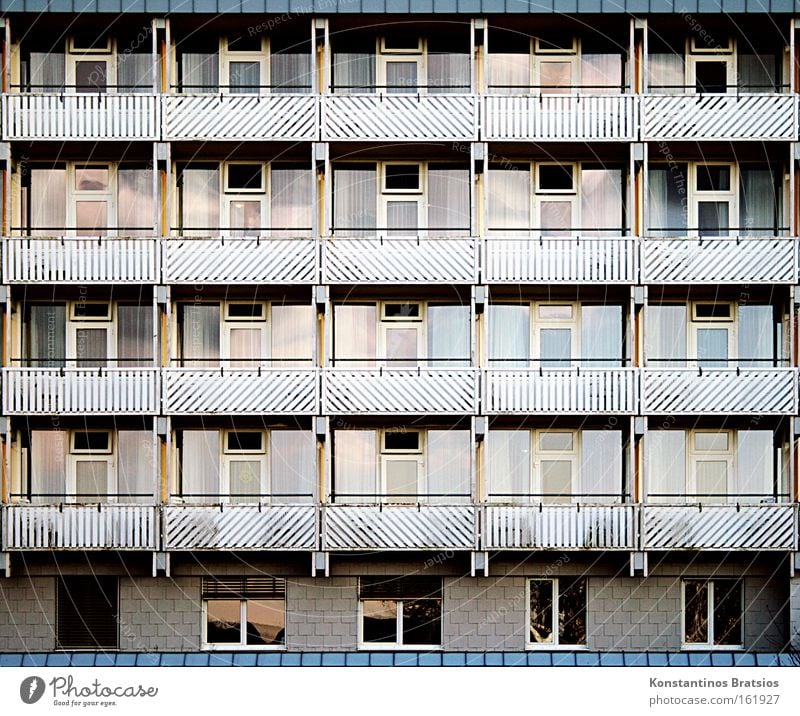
379, 430, 426, 504
219, 36, 269, 95
202, 589, 286, 651
688, 300, 737, 367
221, 430, 268, 503
688, 163, 737, 237
68, 163, 116, 236
68, 430, 115, 504
681, 578, 744, 650
687, 430, 736, 502
526, 576, 588, 650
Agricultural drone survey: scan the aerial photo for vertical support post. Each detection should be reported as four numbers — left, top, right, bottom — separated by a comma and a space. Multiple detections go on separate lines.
314, 142, 329, 240
314, 18, 328, 95
163, 18, 171, 93
472, 18, 485, 95
2, 18, 10, 94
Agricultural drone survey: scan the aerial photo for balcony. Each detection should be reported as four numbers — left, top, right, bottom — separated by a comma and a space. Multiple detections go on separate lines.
162, 504, 317, 550
483, 94, 638, 141
323, 504, 477, 550
641, 237, 797, 284
322, 237, 477, 284
2, 93, 159, 141
483, 237, 636, 284
641, 368, 797, 415
3, 236, 159, 284
3, 368, 160, 415
482, 504, 637, 550
162, 368, 317, 415
484, 368, 637, 415
1, 504, 159, 550
323, 368, 478, 415
322, 94, 477, 141
641, 504, 797, 551
163, 94, 317, 141
641, 94, 797, 141
163, 237, 317, 284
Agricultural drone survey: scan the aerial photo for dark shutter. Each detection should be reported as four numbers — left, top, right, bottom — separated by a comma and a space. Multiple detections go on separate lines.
56, 576, 118, 650
360, 576, 442, 600
202, 577, 286, 600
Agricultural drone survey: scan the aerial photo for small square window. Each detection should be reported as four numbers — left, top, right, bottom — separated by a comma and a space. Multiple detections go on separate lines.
384, 165, 421, 193
694, 432, 729, 452
539, 432, 574, 452
535, 34, 576, 53
225, 431, 264, 453
692, 303, 732, 321
71, 431, 111, 453
538, 304, 573, 320
227, 36, 263, 53
383, 431, 421, 452
382, 303, 421, 320
696, 165, 731, 192
380, 35, 422, 53
71, 302, 112, 320
537, 164, 574, 193
226, 165, 264, 192
75, 167, 109, 192
225, 302, 266, 321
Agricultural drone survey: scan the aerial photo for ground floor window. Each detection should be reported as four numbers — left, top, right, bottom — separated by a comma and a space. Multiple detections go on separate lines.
359, 577, 442, 648
56, 576, 119, 650
682, 579, 743, 648
528, 577, 587, 647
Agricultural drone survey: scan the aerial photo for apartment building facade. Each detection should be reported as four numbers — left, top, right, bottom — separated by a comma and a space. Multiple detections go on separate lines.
0, 1, 799, 663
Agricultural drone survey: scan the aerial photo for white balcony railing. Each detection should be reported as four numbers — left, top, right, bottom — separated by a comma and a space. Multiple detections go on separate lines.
641, 368, 797, 415
484, 368, 637, 414
2, 93, 159, 140
323, 504, 477, 550
322, 94, 478, 141
3, 368, 160, 414
2, 504, 159, 550
163, 237, 317, 284
482, 504, 637, 550
641, 237, 797, 284
323, 368, 478, 415
641, 504, 797, 551
322, 237, 477, 284
3, 236, 159, 283
163, 94, 317, 141
484, 94, 638, 141
641, 94, 797, 141
162, 504, 318, 550
483, 237, 636, 283
162, 368, 317, 414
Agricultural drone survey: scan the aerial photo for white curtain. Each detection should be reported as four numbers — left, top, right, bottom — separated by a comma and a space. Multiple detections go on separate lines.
334, 304, 376, 366
581, 431, 622, 502
28, 304, 66, 367
118, 431, 154, 503
427, 430, 470, 503
649, 54, 684, 93
333, 167, 376, 236
30, 430, 67, 503
118, 168, 154, 235
332, 53, 375, 93
271, 53, 312, 93
647, 431, 686, 502
648, 166, 688, 237
181, 53, 218, 92
428, 53, 470, 93
581, 305, 622, 367
738, 305, 774, 367
427, 167, 470, 236
117, 53, 153, 92
29, 52, 65, 90
646, 304, 687, 367
181, 168, 219, 235
118, 304, 153, 366
487, 168, 530, 232
271, 431, 315, 503
488, 304, 530, 367
428, 305, 470, 367
581, 54, 622, 93
581, 168, 623, 236
270, 167, 312, 236
737, 54, 776, 93
334, 431, 376, 503
487, 430, 530, 501
182, 430, 220, 503
487, 53, 529, 94
181, 304, 220, 367
740, 168, 778, 236
736, 430, 773, 501
271, 304, 313, 367
29, 169, 66, 236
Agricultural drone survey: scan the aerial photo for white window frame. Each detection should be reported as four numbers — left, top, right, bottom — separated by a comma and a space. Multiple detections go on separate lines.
221, 301, 270, 367
532, 302, 580, 367
533, 430, 580, 503
222, 163, 268, 236
526, 576, 588, 650
202, 596, 286, 651
681, 579, 744, 650
688, 300, 737, 367
687, 430, 736, 502
66, 37, 116, 92
357, 583, 442, 650
68, 430, 115, 503
688, 163, 737, 237
221, 430, 268, 503
68, 163, 116, 236
686, 38, 736, 94
66, 301, 116, 368
379, 430, 425, 504
378, 302, 425, 367
219, 36, 269, 95
377, 37, 425, 94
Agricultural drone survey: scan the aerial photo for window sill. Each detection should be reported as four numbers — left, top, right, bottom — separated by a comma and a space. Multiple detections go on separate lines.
202, 645, 286, 652
526, 644, 589, 651
358, 644, 443, 652
681, 645, 745, 651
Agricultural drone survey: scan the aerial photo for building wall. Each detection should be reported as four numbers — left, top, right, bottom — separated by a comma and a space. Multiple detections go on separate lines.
285, 578, 359, 651
0, 577, 56, 652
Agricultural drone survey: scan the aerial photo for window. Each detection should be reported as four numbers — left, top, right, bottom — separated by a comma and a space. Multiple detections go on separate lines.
57, 576, 118, 650
223, 431, 267, 503
359, 577, 441, 648
203, 577, 285, 649
683, 579, 743, 648
528, 577, 587, 647
687, 37, 734, 93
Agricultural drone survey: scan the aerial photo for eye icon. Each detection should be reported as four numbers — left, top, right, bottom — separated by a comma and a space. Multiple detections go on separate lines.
20, 676, 45, 705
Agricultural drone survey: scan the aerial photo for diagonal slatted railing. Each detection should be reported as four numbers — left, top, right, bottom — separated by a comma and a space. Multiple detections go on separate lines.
2, 93, 159, 140
641, 237, 797, 284
3, 368, 160, 414
163, 94, 317, 140
163, 505, 317, 550
640, 504, 797, 551
323, 505, 477, 550
2, 504, 159, 550
3, 236, 159, 283
641, 368, 797, 415
323, 369, 478, 415
322, 94, 477, 141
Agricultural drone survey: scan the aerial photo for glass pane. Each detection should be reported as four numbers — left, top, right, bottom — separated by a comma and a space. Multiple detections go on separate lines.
182, 52, 219, 92
650, 53, 684, 93
559, 577, 586, 645
28, 305, 66, 367
76, 328, 107, 367
738, 305, 773, 367
697, 166, 730, 192
271, 52, 312, 93
737, 430, 773, 500
582, 431, 622, 502
648, 166, 689, 237
229, 61, 260, 93
31, 431, 68, 503
334, 431, 377, 504
582, 305, 622, 367
181, 168, 220, 236
271, 431, 315, 503
272, 305, 313, 367
75, 460, 108, 503
363, 600, 397, 643
487, 169, 530, 231
118, 305, 153, 367
181, 430, 220, 503
117, 52, 152, 92
540, 328, 571, 367
488, 53, 530, 93
427, 168, 470, 236
539, 305, 572, 320
386, 61, 417, 93
117, 431, 152, 503
713, 581, 743, 646
426, 430, 470, 502
539, 432, 573, 451
271, 168, 312, 236
740, 169, 778, 237
581, 168, 623, 237
334, 304, 377, 367
332, 52, 376, 93
76, 167, 109, 191
75, 201, 108, 235
428, 305, 470, 367
118, 169, 154, 236
385, 327, 418, 366
75, 60, 107, 92
206, 600, 241, 644
333, 167, 377, 236
697, 328, 728, 367
684, 581, 708, 643
229, 201, 261, 236
488, 430, 531, 500
581, 53, 622, 93
246, 600, 285, 646
229, 327, 261, 367
647, 304, 687, 367
540, 61, 572, 93
696, 461, 728, 497
403, 599, 441, 645
529, 580, 554, 643
229, 460, 261, 502
737, 54, 776, 93
29, 169, 66, 235
695, 432, 729, 451
385, 460, 418, 502
647, 431, 687, 502
541, 460, 572, 503
181, 304, 220, 367
695, 61, 728, 93
386, 201, 418, 235
698, 202, 730, 237
539, 201, 572, 236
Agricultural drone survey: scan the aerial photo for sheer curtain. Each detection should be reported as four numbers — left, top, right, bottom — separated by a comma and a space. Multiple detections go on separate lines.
182, 431, 220, 503
271, 304, 313, 366
487, 53, 530, 94
117, 53, 153, 92
648, 166, 688, 237
30, 431, 67, 503
118, 168, 154, 235
736, 430, 773, 500
487, 168, 530, 232
649, 54, 684, 93
487, 430, 530, 501
271, 167, 312, 236
29, 169, 66, 236
28, 304, 66, 367
581, 305, 622, 367
427, 167, 470, 236
334, 304, 376, 367
29, 52, 65, 90
333, 166, 377, 235
118, 304, 153, 366
181, 304, 220, 367
271, 431, 315, 503
180, 168, 219, 235
738, 305, 774, 367
427, 430, 470, 503
428, 53, 471, 92
428, 305, 470, 367
271, 53, 312, 93
737, 54, 776, 93
581, 431, 622, 502
581, 54, 622, 93
740, 168, 778, 236
488, 304, 530, 367
646, 304, 687, 367
332, 53, 375, 93
647, 431, 686, 502
181, 53, 218, 92
334, 431, 376, 503
581, 168, 623, 236
118, 431, 154, 502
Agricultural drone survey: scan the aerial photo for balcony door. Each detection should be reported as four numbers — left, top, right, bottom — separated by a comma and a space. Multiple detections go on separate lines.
69, 431, 113, 504
535, 431, 578, 503
689, 432, 734, 501
688, 50, 735, 94
534, 303, 578, 368
67, 38, 113, 93
378, 35, 423, 93
691, 164, 735, 238
380, 303, 423, 367
222, 303, 268, 368
221, 37, 267, 94
690, 302, 735, 368
67, 302, 113, 368
222, 431, 267, 503
535, 164, 576, 236
71, 165, 114, 236
380, 431, 424, 503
